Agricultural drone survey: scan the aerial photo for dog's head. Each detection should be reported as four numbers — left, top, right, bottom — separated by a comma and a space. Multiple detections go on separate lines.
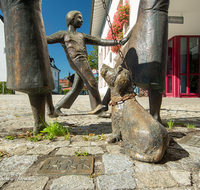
101, 64, 133, 96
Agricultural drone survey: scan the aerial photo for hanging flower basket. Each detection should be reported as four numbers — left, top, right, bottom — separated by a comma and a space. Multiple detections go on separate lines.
106, 0, 130, 53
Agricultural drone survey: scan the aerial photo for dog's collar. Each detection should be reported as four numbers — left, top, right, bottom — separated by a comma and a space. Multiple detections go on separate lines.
109, 93, 136, 106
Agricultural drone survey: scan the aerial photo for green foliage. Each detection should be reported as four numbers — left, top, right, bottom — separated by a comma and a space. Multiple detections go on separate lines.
6, 135, 16, 140
174, 121, 185, 127
88, 46, 98, 80
26, 134, 44, 142
167, 118, 174, 129
65, 133, 70, 140
63, 89, 70, 94
81, 133, 95, 141
186, 123, 196, 129
75, 150, 88, 157
0, 82, 14, 94
97, 133, 107, 141
26, 133, 55, 142
40, 121, 70, 137
90, 171, 101, 178
59, 85, 64, 94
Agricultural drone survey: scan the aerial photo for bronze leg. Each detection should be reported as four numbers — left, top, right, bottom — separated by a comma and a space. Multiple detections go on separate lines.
74, 60, 101, 110
101, 88, 111, 111
55, 72, 84, 115
46, 92, 58, 118
28, 94, 46, 134
148, 88, 162, 123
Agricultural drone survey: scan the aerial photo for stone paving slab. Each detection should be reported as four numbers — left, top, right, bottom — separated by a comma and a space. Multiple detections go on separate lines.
170, 170, 191, 186
50, 175, 94, 190
97, 173, 136, 190
0, 95, 200, 189
135, 171, 178, 188
4, 176, 49, 190
0, 155, 38, 180
102, 154, 135, 175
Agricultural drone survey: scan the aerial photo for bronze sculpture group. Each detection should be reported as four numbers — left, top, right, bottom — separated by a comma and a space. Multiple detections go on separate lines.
0, 0, 169, 162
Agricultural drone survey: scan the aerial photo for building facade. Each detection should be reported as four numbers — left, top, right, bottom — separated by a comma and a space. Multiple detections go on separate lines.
0, 15, 7, 82
90, 0, 200, 98
50, 57, 60, 94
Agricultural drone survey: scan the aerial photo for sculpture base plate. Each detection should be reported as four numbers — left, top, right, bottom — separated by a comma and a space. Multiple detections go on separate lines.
37, 156, 94, 176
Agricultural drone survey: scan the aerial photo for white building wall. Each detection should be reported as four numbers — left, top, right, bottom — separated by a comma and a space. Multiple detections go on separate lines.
99, 0, 140, 95
168, 0, 200, 39
51, 67, 59, 94
0, 18, 7, 82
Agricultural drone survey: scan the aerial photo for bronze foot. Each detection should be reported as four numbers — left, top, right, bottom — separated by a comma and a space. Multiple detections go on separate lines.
48, 112, 59, 118
88, 104, 106, 114
54, 107, 68, 116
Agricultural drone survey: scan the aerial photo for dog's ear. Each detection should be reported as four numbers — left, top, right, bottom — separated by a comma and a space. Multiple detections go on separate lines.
114, 72, 131, 95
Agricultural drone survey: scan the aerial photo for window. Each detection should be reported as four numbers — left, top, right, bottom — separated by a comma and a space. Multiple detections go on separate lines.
180, 36, 200, 95
166, 40, 173, 93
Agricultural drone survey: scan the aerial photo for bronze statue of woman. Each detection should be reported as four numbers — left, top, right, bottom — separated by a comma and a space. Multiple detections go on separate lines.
0, 0, 56, 133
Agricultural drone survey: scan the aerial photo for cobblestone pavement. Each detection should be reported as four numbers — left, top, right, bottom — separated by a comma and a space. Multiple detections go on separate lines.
0, 94, 200, 189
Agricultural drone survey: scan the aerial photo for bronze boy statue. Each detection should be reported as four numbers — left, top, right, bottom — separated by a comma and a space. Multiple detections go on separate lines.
47, 10, 132, 115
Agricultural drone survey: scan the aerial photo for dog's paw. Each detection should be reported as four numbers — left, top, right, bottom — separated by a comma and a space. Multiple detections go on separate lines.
107, 134, 121, 143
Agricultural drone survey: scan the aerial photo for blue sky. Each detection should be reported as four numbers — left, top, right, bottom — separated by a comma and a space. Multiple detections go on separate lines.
0, 0, 95, 79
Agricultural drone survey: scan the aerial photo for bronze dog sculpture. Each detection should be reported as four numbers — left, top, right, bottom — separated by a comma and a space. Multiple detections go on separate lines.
101, 64, 169, 163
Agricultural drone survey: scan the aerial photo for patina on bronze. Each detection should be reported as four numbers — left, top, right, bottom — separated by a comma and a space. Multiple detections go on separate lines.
37, 156, 94, 176
0, 0, 56, 133
101, 64, 169, 163
101, 0, 170, 123
47, 11, 132, 116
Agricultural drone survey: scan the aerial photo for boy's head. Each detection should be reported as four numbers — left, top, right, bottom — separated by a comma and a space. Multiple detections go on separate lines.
66, 10, 82, 28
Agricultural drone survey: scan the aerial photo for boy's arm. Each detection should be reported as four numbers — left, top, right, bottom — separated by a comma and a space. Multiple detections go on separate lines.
84, 33, 119, 46
84, 27, 133, 46
46, 31, 65, 44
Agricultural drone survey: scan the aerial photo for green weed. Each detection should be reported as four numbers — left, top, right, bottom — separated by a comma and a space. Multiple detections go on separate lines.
81, 133, 95, 141
174, 121, 185, 127
186, 123, 196, 129
97, 133, 107, 141
90, 171, 101, 178
75, 150, 88, 157
26, 134, 43, 142
6, 135, 16, 140
167, 118, 174, 129
40, 121, 70, 138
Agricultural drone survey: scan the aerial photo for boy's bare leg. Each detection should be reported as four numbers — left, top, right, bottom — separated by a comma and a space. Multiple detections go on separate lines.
54, 72, 84, 115
74, 60, 101, 111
